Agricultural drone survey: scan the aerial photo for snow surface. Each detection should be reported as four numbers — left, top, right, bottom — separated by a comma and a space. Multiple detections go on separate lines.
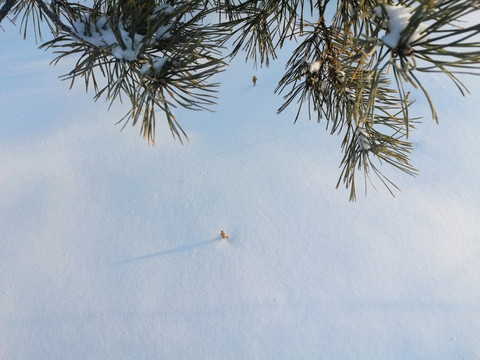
1, 19, 480, 359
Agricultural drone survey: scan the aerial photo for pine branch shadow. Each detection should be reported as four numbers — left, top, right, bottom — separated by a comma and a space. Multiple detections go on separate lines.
111, 238, 219, 265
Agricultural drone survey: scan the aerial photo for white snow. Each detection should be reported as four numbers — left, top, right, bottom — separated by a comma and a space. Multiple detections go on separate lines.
72, 8, 175, 62
376, 4, 427, 48
1, 21, 480, 360
155, 24, 172, 39
152, 4, 174, 39
355, 127, 370, 151
73, 16, 147, 61
309, 60, 321, 73
140, 56, 168, 75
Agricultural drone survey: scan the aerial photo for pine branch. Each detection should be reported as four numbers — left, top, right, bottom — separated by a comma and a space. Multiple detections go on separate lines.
0, 0, 17, 23
41, 0, 227, 144
3, 0, 480, 200
34, 0, 71, 33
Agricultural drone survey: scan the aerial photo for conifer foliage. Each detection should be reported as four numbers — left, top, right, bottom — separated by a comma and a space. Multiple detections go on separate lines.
1, 0, 480, 200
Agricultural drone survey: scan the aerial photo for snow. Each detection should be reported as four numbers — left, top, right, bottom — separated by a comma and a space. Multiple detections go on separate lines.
72, 16, 145, 61
72, 8, 173, 66
376, 4, 427, 48
2, 20, 480, 360
309, 60, 321, 73
155, 24, 172, 39
72, 11, 171, 63
355, 127, 370, 151
141, 56, 168, 75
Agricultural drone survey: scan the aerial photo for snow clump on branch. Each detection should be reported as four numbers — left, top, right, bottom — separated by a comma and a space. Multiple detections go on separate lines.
72, 4, 174, 63
355, 127, 371, 152
73, 16, 144, 61
375, 4, 427, 49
